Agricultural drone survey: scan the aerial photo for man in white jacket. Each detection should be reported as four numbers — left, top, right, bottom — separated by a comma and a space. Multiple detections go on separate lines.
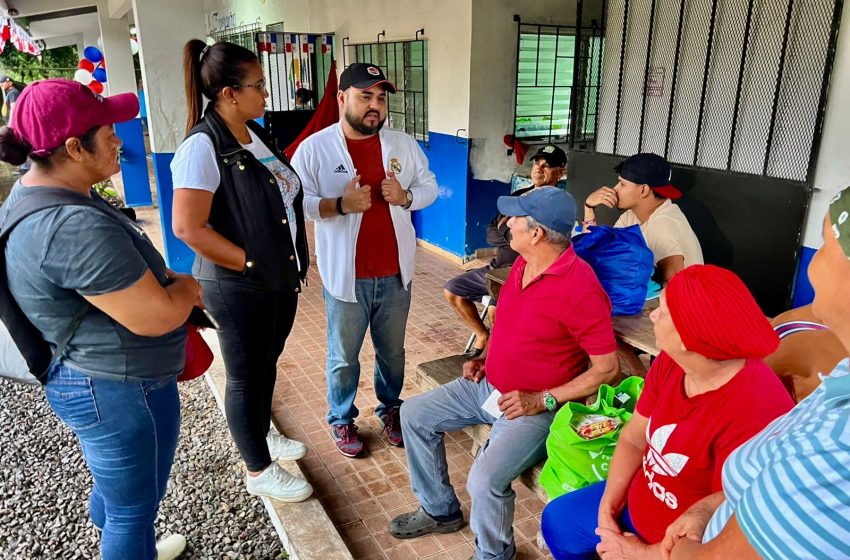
292, 63, 438, 458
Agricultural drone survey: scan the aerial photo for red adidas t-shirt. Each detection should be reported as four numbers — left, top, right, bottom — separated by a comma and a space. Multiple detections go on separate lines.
626, 353, 794, 543
345, 134, 400, 279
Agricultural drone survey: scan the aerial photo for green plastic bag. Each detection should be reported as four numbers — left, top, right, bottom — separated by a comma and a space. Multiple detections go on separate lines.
538, 376, 644, 500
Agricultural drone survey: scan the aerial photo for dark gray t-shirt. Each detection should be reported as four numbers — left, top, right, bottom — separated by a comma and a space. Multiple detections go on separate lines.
3, 183, 186, 379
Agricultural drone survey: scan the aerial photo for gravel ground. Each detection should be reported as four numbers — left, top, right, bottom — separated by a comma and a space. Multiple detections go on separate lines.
0, 377, 286, 559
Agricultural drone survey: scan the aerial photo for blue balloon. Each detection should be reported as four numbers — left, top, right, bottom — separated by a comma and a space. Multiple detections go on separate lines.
83, 46, 103, 63
93, 67, 107, 83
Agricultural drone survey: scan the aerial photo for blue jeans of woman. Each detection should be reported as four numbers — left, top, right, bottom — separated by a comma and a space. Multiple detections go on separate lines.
43, 362, 180, 560
200, 279, 298, 472
541, 481, 641, 560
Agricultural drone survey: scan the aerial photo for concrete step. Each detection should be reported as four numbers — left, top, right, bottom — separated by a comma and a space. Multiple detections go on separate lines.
200, 330, 353, 560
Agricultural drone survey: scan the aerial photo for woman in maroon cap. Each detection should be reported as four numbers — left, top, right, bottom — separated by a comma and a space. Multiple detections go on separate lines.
540, 265, 794, 560
0, 79, 200, 560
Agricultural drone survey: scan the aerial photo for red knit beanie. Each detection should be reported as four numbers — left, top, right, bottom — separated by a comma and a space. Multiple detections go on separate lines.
665, 265, 779, 360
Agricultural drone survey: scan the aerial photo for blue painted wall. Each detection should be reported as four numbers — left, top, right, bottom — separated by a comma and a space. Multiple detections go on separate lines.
115, 118, 152, 207
465, 177, 511, 257
151, 152, 195, 273
791, 245, 816, 307
412, 131, 469, 257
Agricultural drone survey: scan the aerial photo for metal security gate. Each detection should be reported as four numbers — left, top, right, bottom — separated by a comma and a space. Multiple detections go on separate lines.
342, 30, 429, 143
595, 0, 843, 183
255, 31, 335, 112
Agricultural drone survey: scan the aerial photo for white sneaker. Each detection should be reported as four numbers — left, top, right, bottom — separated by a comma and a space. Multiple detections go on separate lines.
156, 533, 187, 560
267, 432, 307, 461
246, 462, 313, 502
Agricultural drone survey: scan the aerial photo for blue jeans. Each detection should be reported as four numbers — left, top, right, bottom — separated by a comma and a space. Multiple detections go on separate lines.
401, 376, 555, 560
541, 481, 641, 560
44, 362, 180, 560
324, 275, 411, 425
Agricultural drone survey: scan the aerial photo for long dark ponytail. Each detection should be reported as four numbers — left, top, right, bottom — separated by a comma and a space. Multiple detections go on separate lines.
182, 39, 259, 134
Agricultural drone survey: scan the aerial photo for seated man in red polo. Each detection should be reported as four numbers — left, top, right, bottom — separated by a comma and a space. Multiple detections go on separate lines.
443, 145, 567, 359
389, 187, 620, 560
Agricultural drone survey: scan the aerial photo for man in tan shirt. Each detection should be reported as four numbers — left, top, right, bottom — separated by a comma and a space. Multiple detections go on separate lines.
583, 153, 703, 283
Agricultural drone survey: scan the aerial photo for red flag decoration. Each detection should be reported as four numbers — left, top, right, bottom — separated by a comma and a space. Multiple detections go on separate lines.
285, 60, 340, 160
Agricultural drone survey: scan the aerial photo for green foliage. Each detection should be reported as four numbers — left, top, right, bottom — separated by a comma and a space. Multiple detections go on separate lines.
0, 45, 79, 84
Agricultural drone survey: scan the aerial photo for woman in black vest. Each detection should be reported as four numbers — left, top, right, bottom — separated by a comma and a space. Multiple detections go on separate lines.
171, 40, 311, 502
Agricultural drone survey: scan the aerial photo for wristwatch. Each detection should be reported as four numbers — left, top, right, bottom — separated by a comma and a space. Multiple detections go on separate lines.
403, 189, 413, 209
543, 389, 557, 412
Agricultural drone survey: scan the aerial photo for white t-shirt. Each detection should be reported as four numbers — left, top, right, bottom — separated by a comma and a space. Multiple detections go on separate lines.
615, 199, 704, 267
170, 130, 301, 255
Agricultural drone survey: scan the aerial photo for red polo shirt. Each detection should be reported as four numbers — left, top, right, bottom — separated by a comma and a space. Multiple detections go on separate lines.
484, 246, 616, 393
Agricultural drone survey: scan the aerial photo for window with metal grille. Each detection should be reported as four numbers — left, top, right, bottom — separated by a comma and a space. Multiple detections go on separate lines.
596, 0, 842, 183
513, 20, 605, 146
344, 35, 429, 143
211, 21, 261, 51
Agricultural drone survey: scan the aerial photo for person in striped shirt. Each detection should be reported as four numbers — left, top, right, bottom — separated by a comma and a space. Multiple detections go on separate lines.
663, 187, 850, 560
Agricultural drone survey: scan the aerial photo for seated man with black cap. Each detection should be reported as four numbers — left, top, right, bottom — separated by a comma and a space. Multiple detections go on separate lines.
583, 153, 703, 283
444, 144, 568, 359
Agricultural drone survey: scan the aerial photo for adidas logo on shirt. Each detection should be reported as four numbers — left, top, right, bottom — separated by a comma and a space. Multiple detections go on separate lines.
641, 421, 690, 510
333, 164, 347, 174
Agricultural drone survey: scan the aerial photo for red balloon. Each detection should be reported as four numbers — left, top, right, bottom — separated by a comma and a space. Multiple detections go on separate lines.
99, 58, 106, 70
88, 81, 104, 94
78, 59, 95, 72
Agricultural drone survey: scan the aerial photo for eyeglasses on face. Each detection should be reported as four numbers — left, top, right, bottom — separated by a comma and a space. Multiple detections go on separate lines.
232, 79, 267, 92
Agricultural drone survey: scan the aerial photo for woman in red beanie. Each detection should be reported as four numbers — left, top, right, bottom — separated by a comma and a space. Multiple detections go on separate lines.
665, 189, 850, 560
541, 264, 794, 559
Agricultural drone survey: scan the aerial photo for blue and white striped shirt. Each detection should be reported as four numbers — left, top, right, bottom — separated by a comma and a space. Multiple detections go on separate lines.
704, 359, 850, 559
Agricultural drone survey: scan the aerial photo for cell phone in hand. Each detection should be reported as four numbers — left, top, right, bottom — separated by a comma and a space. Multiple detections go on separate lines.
188, 306, 220, 330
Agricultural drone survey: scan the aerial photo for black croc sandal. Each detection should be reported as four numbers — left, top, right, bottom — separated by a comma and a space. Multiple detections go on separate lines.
389, 507, 463, 539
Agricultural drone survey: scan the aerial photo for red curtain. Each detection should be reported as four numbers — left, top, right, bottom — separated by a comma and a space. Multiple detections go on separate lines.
284, 60, 339, 159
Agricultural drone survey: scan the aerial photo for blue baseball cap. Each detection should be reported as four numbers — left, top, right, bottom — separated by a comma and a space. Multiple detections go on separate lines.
497, 186, 576, 235
615, 153, 682, 199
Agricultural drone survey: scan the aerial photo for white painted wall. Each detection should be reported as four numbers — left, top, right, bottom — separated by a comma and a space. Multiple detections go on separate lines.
202, 0, 473, 136
806, 3, 850, 248
467, 0, 605, 182
132, 0, 207, 153
96, 0, 136, 97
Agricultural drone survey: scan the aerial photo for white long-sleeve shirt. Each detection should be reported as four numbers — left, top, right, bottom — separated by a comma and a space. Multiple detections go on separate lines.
291, 123, 438, 302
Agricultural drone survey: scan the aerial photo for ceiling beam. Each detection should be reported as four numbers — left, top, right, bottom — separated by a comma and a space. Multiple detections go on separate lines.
5, 0, 96, 18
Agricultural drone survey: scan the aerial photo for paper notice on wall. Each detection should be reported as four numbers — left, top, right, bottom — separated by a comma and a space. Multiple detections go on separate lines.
646, 66, 665, 97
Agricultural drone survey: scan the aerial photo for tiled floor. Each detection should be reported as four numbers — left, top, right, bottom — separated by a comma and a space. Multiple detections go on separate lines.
270, 234, 551, 560
122, 168, 550, 559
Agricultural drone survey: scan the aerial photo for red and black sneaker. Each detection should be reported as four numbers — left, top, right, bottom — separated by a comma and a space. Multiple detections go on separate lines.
331, 424, 365, 457
380, 406, 403, 447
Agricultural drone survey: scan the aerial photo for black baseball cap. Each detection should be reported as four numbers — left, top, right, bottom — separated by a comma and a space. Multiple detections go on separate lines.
0, 75, 12, 83
339, 63, 397, 93
531, 145, 568, 168
615, 153, 682, 199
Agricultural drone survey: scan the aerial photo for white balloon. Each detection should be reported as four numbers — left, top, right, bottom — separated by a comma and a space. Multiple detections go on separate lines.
74, 69, 93, 85
129, 38, 139, 55
96, 36, 103, 49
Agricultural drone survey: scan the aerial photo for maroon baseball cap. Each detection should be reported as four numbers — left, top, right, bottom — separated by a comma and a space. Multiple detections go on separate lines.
11, 79, 139, 156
